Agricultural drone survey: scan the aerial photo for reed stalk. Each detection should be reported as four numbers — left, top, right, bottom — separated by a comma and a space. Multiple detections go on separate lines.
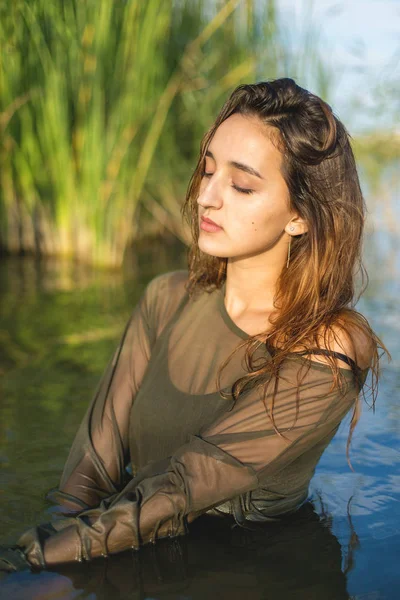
0, 0, 257, 266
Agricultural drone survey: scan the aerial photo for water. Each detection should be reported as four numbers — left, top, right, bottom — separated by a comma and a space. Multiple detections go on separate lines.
0, 236, 399, 599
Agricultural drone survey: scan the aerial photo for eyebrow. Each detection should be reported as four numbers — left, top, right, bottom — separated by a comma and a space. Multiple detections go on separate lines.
205, 150, 265, 180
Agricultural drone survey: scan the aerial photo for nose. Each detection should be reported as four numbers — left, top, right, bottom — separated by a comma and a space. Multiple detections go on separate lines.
197, 174, 223, 211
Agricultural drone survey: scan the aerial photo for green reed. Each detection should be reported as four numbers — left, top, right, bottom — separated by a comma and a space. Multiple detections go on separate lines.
1, 0, 173, 265
0, 0, 261, 266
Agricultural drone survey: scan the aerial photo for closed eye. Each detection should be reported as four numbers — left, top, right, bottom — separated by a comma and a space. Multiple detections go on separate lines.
201, 171, 254, 195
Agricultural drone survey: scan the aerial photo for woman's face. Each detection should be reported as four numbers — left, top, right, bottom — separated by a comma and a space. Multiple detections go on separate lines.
197, 113, 300, 260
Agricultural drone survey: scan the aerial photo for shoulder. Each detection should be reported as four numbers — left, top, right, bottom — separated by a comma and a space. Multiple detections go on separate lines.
306, 317, 374, 372
144, 269, 188, 302
142, 270, 189, 336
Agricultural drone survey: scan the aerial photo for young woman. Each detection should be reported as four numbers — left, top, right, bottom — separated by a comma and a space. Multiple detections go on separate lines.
0, 77, 388, 571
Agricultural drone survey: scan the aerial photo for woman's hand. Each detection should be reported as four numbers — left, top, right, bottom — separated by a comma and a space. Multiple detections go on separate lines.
0, 545, 32, 572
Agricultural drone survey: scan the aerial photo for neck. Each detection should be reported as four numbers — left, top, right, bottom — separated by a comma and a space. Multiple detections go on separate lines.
224, 249, 286, 317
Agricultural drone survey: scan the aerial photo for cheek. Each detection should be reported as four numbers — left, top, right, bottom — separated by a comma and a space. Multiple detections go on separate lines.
242, 202, 274, 233
250, 219, 259, 232
243, 203, 289, 235
229, 203, 265, 233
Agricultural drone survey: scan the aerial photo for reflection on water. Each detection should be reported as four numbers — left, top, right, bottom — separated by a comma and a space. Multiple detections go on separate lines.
0, 235, 399, 599
0, 505, 351, 600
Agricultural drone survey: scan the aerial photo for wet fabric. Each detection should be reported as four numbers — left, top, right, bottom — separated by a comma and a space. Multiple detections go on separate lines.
16, 270, 369, 567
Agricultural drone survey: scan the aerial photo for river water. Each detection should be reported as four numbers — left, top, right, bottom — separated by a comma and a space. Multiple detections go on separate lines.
0, 234, 399, 599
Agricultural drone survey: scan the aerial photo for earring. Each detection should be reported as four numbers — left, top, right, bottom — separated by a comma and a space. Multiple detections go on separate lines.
287, 225, 295, 268
286, 236, 291, 268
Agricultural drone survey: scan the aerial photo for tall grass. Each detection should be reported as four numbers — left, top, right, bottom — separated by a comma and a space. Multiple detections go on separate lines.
0, 0, 260, 266
1, 1, 171, 264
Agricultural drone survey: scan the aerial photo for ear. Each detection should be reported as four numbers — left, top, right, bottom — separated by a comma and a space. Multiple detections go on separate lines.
285, 215, 308, 236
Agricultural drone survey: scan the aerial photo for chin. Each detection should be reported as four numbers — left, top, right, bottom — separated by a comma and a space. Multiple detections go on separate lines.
198, 244, 230, 260
199, 232, 242, 257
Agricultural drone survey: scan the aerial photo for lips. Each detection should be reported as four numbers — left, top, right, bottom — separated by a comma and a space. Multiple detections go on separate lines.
201, 216, 221, 227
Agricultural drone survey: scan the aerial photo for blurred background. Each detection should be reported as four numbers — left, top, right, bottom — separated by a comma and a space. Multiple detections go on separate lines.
0, 1, 399, 599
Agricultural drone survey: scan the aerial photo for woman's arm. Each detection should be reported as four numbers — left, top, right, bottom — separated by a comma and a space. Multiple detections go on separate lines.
17, 353, 367, 568
47, 274, 173, 513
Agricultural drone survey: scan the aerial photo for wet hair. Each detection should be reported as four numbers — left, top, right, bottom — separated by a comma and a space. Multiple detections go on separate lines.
181, 77, 390, 467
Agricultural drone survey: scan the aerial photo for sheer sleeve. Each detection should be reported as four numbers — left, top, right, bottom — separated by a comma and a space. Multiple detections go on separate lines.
18, 356, 367, 568
46, 279, 157, 514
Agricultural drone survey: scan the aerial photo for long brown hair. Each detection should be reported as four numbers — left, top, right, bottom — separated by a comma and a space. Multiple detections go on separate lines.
180, 78, 390, 467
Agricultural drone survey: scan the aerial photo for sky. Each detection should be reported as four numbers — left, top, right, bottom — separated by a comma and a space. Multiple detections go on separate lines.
278, 0, 400, 132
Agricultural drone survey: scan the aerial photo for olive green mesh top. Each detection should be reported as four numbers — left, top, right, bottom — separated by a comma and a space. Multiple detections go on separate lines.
18, 270, 368, 567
